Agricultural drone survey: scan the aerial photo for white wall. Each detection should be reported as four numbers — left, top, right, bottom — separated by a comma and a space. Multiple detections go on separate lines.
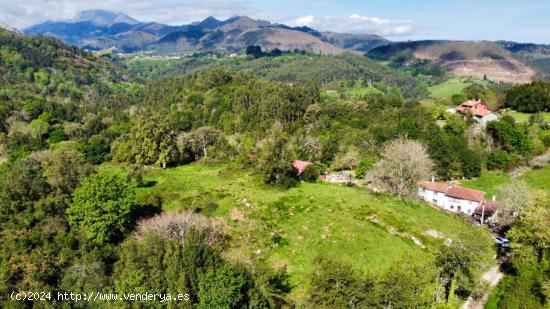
418, 188, 479, 216
443, 197, 479, 215
479, 113, 498, 125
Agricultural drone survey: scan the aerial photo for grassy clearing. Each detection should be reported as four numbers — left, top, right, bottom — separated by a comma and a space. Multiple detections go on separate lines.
428, 78, 472, 99
499, 109, 550, 123
322, 86, 382, 100
461, 165, 550, 195
100, 163, 494, 302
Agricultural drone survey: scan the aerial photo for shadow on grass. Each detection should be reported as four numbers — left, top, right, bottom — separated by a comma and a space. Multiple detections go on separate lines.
137, 180, 157, 188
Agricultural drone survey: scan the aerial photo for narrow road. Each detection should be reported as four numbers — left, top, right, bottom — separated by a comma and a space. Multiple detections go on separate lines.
462, 266, 503, 309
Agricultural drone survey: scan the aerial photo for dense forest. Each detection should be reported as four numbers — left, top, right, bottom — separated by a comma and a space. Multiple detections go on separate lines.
1, 28, 549, 308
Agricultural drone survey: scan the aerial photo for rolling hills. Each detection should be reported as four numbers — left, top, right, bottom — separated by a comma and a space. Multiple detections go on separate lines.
25, 10, 388, 55
101, 162, 495, 303
368, 40, 536, 83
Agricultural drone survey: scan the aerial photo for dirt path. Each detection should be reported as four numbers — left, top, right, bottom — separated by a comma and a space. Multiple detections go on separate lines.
462, 266, 503, 309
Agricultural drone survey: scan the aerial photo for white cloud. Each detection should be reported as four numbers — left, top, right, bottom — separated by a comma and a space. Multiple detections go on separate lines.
0, 1, 414, 37
0, 0, 252, 29
287, 15, 315, 27
287, 14, 414, 36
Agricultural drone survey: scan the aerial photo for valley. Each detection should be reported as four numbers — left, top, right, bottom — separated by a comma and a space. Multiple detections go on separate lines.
1, 5, 550, 308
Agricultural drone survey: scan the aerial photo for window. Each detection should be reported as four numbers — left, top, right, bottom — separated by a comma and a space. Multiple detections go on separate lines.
458, 206, 462, 212
450, 205, 454, 209
433, 199, 437, 204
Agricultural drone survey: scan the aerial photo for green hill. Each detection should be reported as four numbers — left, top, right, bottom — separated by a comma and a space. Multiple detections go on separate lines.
101, 162, 495, 303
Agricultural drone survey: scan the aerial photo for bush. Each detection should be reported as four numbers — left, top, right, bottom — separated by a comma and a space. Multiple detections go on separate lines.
355, 156, 377, 179
487, 150, 512, 171
301, 164, 320, 182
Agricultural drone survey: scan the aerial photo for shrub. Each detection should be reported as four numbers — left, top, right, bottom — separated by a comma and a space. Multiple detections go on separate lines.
355, 156, 377, 178
134, 210, 223, 246
301, 164, 320, 182
487, 150, 512, 171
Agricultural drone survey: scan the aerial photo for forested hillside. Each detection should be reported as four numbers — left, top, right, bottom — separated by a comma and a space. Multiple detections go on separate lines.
125, 52, 437, 99
1, 28, 549, 308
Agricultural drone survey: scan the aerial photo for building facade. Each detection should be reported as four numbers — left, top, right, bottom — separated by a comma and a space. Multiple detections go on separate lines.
418, 178, 490, 216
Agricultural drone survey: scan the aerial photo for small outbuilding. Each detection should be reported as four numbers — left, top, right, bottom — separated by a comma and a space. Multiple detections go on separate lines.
292, 160, 312, 177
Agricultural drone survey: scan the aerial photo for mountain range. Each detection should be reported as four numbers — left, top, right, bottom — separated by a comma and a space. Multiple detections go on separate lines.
24, 10, 388, 54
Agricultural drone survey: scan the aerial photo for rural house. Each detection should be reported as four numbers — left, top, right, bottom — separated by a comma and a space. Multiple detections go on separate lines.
448, 99, 498, 125
417, 177, 498, 218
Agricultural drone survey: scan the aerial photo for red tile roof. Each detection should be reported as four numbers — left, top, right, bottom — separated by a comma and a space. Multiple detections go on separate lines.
293, 160, 312, 176
456, 99, 494, 117
446, 186, 485, 202
418, 180, 448, 193
419, 180, 486, 202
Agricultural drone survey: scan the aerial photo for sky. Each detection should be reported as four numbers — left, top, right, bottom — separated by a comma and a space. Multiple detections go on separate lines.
1, 0, 550, 43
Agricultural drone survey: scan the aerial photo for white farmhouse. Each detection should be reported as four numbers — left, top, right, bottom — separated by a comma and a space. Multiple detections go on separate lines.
417, 178, 489, 216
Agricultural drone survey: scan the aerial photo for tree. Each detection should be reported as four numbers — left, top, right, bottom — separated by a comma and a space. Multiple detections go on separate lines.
366, 138, 434, 198
492, 180, 536, 230
128, 115, 178, 168
67, 173, 135, 244
81, 136, 109, 164
189, 126, 221, 160
246, 45, 264, 58
47, 128, 68, 144
299, 136, 322, 162
257, 124, 297, 188
198, 264, 248, 309
435, 232, 491, 302
507, 197, 550, 252
355, 156, 377, 179
42, 149, 94, 195
498, 196, 550, 308
332, 148, 361, 171
487, 150, 512, 171
505, 81, 550, 113
379, 256, 439, 308
308, 256, 375, 308
487, 120, 532, 155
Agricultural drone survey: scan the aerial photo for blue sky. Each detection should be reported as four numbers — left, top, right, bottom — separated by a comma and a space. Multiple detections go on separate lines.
2, 0, 550, 43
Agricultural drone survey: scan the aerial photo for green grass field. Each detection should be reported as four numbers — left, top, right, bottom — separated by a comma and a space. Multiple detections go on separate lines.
499, 109, 550, 123
461, 165, 550, 196
101, 163, 494, 302
428, 78, 472, 99
322, 86, 382, 100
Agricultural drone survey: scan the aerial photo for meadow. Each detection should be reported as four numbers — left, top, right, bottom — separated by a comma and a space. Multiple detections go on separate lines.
428, 77, 473, 99
101, 163, 495, 301
499, 108, 550, 123
461, 164, 550, 196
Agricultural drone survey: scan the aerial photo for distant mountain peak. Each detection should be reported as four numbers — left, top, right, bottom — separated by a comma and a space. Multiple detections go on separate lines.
197, 16, 223, 29
76, 9, 139, 25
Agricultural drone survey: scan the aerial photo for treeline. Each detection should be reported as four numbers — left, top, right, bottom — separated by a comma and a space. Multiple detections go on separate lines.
505, 81, 550, 113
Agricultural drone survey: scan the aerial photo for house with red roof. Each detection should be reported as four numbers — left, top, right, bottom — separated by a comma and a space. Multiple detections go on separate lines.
418, 177, 498, 218
448, 99, 498, 125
